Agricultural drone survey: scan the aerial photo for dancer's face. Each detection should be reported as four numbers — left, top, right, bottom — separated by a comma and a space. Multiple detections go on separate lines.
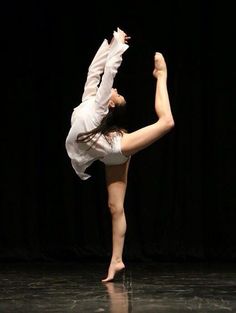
109, 88, 126, 107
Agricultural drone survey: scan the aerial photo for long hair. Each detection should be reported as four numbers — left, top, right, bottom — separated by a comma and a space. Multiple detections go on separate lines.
76, 105, 128, 149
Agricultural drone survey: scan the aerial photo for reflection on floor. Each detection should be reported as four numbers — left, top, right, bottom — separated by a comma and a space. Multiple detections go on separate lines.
0, 261, 235, 312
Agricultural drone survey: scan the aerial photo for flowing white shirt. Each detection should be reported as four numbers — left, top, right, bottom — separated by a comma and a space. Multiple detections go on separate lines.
65, 30, 129, 180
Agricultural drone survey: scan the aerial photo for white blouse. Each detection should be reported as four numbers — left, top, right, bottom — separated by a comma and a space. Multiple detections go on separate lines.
65, 30, 130, 180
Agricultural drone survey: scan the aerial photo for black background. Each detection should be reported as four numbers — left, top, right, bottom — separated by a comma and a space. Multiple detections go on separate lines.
2, 1, 236, 263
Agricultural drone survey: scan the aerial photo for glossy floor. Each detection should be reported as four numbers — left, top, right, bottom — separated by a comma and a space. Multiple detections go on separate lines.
0, 261, 235, 312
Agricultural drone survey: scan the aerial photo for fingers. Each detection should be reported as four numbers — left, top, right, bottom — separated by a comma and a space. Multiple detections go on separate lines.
112, 27, 131, 45
117, 27, 131, 42
124, 35, 131, 44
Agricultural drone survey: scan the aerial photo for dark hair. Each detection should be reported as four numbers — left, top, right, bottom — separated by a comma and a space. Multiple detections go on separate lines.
76, 105, 128, 149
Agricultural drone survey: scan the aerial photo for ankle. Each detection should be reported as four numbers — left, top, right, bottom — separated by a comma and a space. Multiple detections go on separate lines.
156, 70, 167, 80
153, 69, 167, 80
111, 257, 123, 264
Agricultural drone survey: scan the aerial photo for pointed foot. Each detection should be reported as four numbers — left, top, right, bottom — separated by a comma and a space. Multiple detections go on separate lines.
101, 262, 125, 283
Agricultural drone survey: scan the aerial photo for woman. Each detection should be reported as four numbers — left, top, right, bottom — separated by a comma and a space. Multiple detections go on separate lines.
65, 27, 175, 282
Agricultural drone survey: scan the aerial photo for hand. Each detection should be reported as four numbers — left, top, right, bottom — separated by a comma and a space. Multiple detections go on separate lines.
117, 27, 131, 44
109, 27, 131, 47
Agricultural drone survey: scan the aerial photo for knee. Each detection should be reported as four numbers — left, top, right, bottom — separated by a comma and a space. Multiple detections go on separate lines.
108, 202, 124, 216
161, 116, 175, 129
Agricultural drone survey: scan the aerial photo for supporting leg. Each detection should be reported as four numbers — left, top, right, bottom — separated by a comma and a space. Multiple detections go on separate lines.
102, 159, 130, 282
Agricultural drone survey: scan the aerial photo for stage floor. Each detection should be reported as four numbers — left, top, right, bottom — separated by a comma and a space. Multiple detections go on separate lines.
0, 261, 235, 312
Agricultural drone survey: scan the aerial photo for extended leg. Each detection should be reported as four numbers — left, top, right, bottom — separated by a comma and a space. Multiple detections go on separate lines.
121, 52, 175, 157
101, 159, 130, 282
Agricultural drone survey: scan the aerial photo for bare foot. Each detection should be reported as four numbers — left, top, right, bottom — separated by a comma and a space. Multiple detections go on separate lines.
101, 261, 125, 283
153, 52, 167, 78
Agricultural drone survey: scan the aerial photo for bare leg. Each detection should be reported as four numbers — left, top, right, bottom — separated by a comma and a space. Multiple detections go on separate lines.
121, 52, 175, 156
101, 159, 130, 282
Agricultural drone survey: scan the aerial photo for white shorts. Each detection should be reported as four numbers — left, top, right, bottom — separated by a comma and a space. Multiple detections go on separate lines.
99, 134, 130, 165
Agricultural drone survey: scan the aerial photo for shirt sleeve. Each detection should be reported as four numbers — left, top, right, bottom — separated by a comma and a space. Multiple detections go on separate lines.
81, 39, 110, 102
93, 31, 129, 125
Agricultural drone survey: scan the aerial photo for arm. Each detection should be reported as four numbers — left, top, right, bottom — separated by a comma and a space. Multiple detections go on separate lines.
81, 39, 110, 102
93, 28, 130, 123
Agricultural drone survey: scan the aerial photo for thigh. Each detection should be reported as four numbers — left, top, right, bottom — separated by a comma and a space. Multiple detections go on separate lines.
120, 119, 172, 156
105, 159, 130, 206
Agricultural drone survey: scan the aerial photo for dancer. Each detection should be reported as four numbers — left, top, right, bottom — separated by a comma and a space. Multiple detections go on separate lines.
65, 27, 175, 282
